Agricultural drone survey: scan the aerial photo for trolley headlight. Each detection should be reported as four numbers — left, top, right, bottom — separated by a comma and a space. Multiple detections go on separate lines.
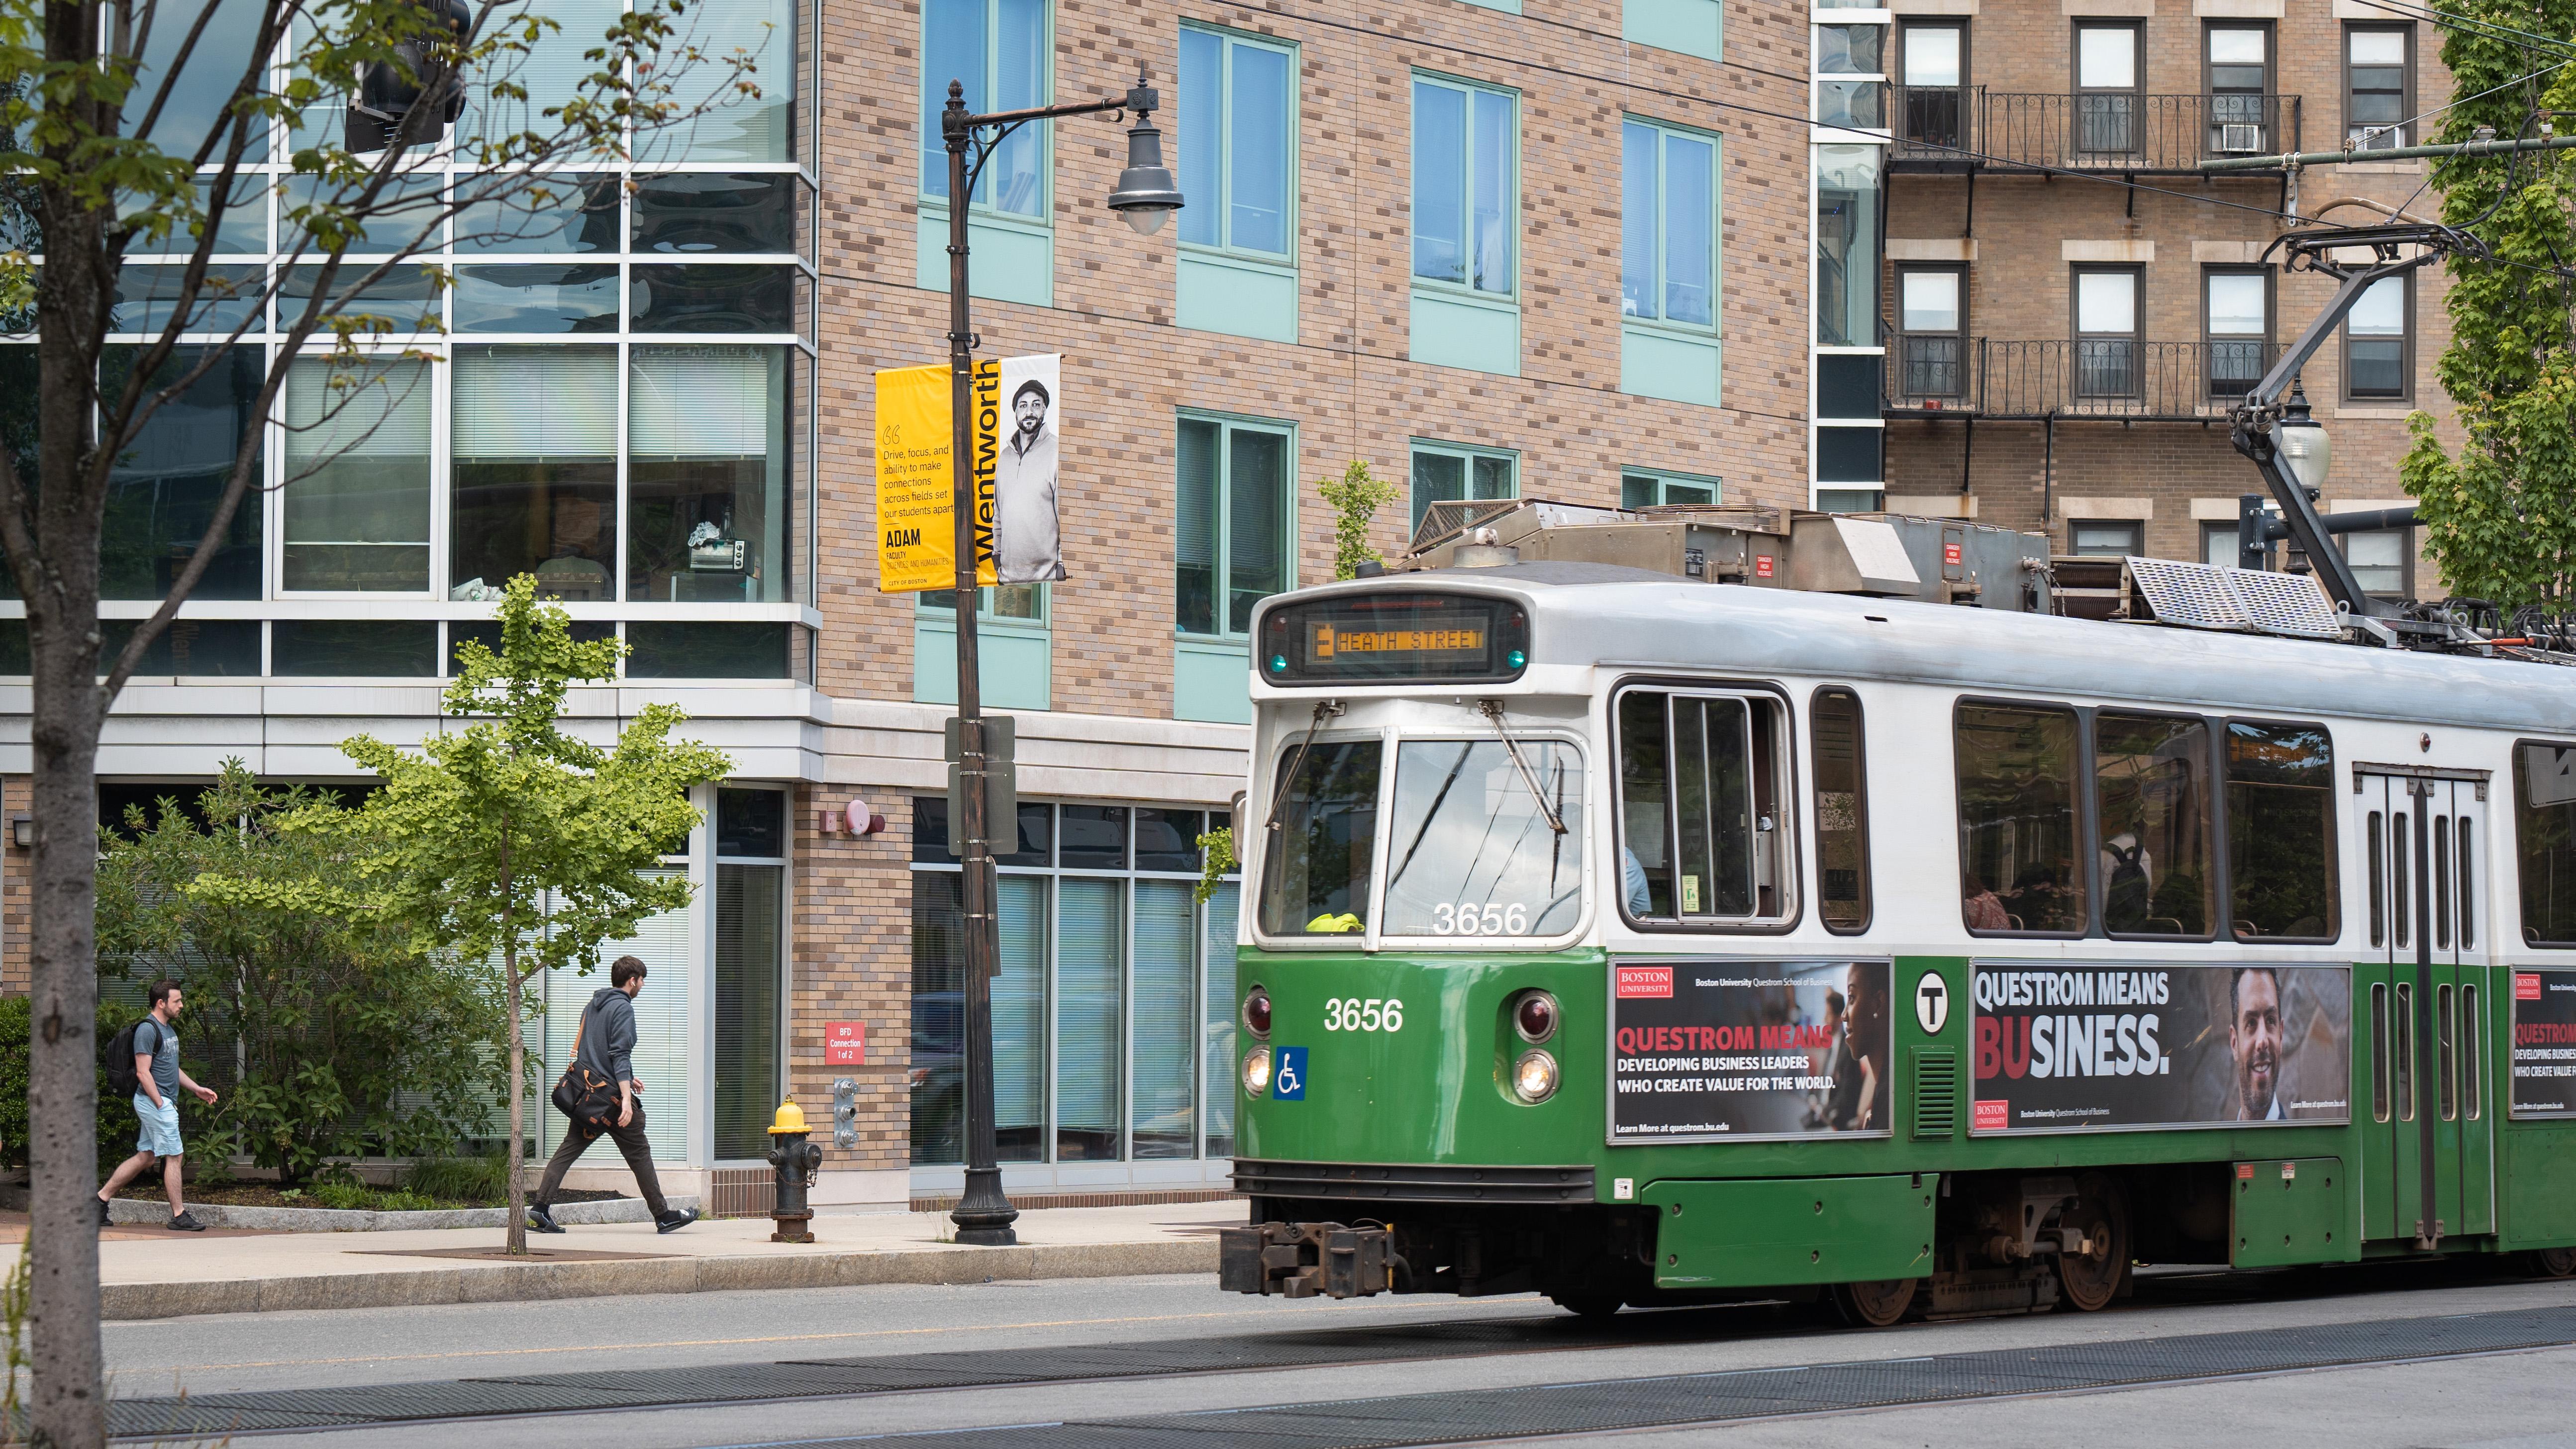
1510, 1049, 1560, 1104
1243, 1045, 1275, 1099
1511, 989, 1559, 1044
1243, 986, 1272, 1040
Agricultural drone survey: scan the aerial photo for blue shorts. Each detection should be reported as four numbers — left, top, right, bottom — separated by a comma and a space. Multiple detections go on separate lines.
134, 1094, 183, 1158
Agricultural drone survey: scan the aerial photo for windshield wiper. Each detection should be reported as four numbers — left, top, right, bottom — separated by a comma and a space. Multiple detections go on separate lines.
1264, 700, 1346, 833
1478, 699, 1567, 836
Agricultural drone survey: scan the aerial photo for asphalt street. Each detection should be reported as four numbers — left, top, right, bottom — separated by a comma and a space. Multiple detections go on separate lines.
93, 1259, 2576, 1448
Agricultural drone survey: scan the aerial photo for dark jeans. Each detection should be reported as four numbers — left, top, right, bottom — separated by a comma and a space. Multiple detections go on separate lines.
536, 1094, 668, 1217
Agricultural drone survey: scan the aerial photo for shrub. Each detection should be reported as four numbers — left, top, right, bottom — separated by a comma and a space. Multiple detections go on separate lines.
0, 993, 148, 1173
95, 764, 510, 1185
404, 1152, 512, 1205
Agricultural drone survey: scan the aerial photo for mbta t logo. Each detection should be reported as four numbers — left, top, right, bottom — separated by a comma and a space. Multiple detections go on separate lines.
1914, 971, 1950, 1035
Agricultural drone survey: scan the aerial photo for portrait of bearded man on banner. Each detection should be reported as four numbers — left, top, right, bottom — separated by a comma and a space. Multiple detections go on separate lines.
993, 356, 1066, 583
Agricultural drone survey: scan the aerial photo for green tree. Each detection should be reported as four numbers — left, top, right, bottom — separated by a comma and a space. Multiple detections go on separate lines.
0, 8, 759, 1438
1319, 459, 1400, 580
99, 766, 508, 1185
2398, 1, 2576, 610
293, 577, 729, 1256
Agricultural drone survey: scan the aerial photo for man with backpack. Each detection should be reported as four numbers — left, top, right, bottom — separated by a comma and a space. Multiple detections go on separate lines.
527, 956, 698, 1235
96, 979, 219, 1231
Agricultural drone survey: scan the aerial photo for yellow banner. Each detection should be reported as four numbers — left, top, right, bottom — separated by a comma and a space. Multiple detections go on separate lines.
875, 362, 996, 592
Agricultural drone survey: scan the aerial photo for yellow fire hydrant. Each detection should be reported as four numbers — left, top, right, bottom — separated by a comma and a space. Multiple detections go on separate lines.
766, 1098, 824, 1243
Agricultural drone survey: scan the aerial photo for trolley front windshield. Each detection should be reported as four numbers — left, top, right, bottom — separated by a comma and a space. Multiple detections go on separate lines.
1258, 735, 1588, 940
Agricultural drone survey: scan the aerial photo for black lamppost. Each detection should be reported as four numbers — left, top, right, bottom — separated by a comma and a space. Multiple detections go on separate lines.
941, 74, 1180, 1247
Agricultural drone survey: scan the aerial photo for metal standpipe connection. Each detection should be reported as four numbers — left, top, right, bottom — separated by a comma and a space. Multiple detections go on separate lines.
765, 1099, 826, 1244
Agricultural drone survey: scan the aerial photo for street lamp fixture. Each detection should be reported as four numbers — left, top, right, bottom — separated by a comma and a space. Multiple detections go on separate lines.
2272, 381, 2332, 497
937, 70, 1181, 1249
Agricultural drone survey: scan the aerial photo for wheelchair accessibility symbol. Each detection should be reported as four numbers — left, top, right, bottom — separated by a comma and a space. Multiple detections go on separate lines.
1273, 1047, 1308, 1100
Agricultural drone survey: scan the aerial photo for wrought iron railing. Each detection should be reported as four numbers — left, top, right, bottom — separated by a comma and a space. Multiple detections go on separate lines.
1889, 90, 2300, 170
1884, 338, 2284, 418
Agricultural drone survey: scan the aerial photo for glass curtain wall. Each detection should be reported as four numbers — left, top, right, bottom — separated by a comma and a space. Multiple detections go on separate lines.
0, 0, 817, 678
910, 799, 1242, 1166
713, 787, 788, 1161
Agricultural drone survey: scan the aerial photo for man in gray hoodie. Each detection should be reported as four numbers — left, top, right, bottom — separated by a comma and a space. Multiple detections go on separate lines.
528, 956, 699, 1234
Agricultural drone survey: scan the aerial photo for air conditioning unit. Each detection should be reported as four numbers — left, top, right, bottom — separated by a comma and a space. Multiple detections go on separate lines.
2356, 124, 2402, 151
2218, 123, 2263, 153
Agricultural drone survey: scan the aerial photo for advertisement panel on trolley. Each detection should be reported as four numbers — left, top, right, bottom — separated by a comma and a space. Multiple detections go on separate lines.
1970, 963, 2351, 1133
2510, 970, 2576, 1119
1607, 959, 1893, 1144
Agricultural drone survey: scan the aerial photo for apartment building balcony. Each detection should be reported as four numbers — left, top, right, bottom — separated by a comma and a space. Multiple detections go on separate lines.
1890, 89, 2299, 174
1885, 337, 2280, 420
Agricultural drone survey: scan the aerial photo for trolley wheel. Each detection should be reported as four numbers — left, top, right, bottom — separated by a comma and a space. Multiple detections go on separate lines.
1549, 1293, 1625, 1320
1832, 1277, 1918, 1329
2525, 1247, 2576, 1279
2054, 1172, 2131, 1313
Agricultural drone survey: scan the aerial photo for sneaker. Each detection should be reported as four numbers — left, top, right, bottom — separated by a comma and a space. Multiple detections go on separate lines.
526, 1204, 564, 1235
96, 1197, 112, 1228
166, 1211, 205, 1232
655, 1208, 699, 1234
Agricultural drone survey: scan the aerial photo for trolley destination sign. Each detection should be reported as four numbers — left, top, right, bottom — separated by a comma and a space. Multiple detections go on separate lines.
1971, 964, 2351, 1133
1608, 959, 1892, 1143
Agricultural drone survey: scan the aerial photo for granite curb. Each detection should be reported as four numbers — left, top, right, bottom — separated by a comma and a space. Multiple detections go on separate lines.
95, 1237, 1219, 1320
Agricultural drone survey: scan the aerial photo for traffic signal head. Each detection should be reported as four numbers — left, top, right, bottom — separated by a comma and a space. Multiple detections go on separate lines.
346, 0, 475, 154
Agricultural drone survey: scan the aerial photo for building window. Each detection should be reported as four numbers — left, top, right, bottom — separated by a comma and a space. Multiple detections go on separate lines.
630, 346, 793, 602
921, 0, 1049, 216
1622, 118, 1720, 332
451, 345, 620, 601
1178, 26, 1293, 260
2345, 25, 2413, 150
1175, 414, 1292, 638
1897, 266, 1965, 398
2342, 528, 2415, 599
1900, 22, 1967, 151
1815, 145, 1881, 347
282, 357, 430, 594
911, 800, 1241, 1166
713, 787, 788, 1162
1412, 75, 1516, 297
2074, 22, 2141, 155
1622, 471, 1721, 508
2073, 266, 2141, 398
1410, 440, 1517, 533
2070, 519, 2144, 556
2204, 267, 2270, 398
2344, 274, 2411, 401
2204, 24, 2272, 155
2202, 519, 2244, 567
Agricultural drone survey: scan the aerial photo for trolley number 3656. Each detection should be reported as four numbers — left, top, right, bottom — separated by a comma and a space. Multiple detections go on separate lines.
1323, 997, 1404, 1033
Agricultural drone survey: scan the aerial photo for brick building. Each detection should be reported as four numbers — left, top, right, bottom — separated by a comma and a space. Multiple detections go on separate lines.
1837, 0, 2453, 594
1, 0, 1814, 1209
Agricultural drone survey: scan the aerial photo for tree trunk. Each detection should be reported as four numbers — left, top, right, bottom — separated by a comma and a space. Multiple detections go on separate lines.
504, 944, 527, 1257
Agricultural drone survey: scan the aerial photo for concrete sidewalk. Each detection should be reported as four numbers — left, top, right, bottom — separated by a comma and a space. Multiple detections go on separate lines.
0, 1202, 1237, 1321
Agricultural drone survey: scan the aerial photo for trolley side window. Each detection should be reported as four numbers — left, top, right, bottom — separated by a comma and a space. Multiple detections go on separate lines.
2093, 711, 2215, 938
1257, 740, 1382, 936
2225, 720, 2339, 942
1811, 687, 1872, 934
2513, 742, 2576, 947
1615, 688, 1788, 924
1956, 702, 2084, 936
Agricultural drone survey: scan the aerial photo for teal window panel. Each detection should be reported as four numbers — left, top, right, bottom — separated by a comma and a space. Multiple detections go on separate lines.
1620, 324, 1723, 407
1175, 637, 1253, 723
1625, 0, 1722, 61
1177, 253, 1297, 344
915, 608, 1051, 708
1409, 289, 1521, 375
1622, 469, 1722, 508
1409, 440, 1518, 532
916, 207, 1052, 307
